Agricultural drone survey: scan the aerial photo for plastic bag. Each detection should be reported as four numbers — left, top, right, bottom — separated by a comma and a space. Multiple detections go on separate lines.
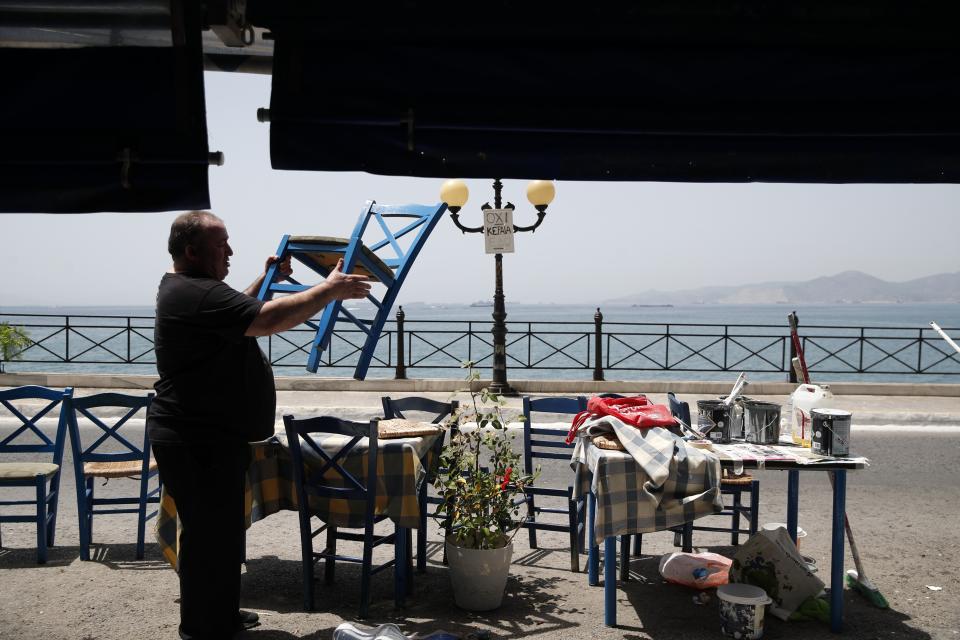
658, 551, 732, 589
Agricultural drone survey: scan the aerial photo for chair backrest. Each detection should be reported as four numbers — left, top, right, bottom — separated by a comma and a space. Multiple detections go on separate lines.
344, 201, 447, 280
381, 396, 458, 424
282, 415, 380, 523
521, 396, 587, 473
0, 386, 73, 464
68, 392, 154, 470
382, 396, 459, 471
667, 392, 691, 426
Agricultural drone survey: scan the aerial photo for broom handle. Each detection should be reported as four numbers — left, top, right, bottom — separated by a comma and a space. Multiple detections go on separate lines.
931, 321, 960, 356
788, 312, 810, 384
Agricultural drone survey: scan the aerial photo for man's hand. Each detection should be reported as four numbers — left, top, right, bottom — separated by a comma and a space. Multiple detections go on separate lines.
243, 255, 292, 297
326, 259, 371, 300
264, 255, 293, 278
246, 258, 371, 336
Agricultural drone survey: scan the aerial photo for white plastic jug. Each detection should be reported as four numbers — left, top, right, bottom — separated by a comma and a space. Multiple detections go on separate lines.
788, 384, 833, 446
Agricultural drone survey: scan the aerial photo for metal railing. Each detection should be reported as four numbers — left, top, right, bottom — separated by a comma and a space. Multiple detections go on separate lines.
2, 311, 958, 381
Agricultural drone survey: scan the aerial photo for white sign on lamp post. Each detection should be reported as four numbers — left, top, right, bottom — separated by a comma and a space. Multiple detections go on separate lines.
483, 208, 514, 254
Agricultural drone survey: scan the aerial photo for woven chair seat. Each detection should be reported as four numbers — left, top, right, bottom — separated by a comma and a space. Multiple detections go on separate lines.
289, 236, 393, 282
591, 433, 625, 451
0, 461, 59, 480
84, 458, 158, 479
721, 472, 754, 485
377, 419, 443, 439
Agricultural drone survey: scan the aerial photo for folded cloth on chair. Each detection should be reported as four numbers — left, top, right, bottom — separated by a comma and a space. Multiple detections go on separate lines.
570, 415, 723, 545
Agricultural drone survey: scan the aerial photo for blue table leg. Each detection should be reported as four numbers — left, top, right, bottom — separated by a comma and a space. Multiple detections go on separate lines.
394, 527, 408, 607
604, 536, 617, 626
830, 470, 847, 633
787, 470, 800, 543
588, 491, 599, 586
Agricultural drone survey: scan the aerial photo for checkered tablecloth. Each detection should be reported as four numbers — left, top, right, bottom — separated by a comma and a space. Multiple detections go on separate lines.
156, 432, 441, 568
570, 416, 723, 545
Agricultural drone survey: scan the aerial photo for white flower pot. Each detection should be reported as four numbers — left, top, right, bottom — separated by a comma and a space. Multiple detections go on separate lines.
445, 537, 513, 611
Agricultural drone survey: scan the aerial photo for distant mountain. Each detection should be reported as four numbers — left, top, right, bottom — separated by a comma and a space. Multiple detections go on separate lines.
604, 270, 960, 305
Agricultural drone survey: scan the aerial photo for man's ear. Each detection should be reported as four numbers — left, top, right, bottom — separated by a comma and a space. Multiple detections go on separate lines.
183, 244, 199, 261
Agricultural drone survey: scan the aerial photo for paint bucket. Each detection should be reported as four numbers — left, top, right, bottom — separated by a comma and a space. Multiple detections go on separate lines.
810, 408, 852, 457
742, 401, 782, 444
717, 583, 772, 639
697, 399, 732, 443
762, 522, 807, 551
719, 395, 752, 439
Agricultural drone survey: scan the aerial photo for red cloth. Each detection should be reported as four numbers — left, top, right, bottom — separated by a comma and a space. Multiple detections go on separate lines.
566, 395, 677, 443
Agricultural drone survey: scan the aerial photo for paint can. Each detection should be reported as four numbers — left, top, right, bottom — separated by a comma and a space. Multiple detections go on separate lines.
697, 399, 732, 443
719, 395, 752, 439
810, 408, 852, 457
717, 583, 772, 639
742, 401, 782, 444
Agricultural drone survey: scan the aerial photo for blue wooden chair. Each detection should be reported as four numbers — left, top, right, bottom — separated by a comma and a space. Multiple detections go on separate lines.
520, 395, 588, 572
283, 414, 408, 618
67, 392, 159, 561
0, 385, 73, 564
381, 396, 458, 573
258, 201, 447, 379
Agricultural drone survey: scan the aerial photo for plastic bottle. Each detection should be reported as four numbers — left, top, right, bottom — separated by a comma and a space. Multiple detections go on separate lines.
789, 384, 833, 446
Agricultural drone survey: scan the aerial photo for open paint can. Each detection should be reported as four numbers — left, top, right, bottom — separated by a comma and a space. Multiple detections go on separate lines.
697, 399, 732, 443
742, 401, 782, 444
718, 583, 772, 639
719, 395, 752, 439
810, 408, 852, 457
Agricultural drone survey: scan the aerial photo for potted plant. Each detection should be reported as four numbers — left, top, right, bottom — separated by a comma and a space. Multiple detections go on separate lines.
434, 363, 537, 611
0, 323, 30, 373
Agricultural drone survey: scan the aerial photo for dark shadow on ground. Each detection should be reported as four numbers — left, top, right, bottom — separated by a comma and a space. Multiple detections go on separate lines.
241, 554, 582, 639
618, 547, 932, 640
0, 544, 78, 568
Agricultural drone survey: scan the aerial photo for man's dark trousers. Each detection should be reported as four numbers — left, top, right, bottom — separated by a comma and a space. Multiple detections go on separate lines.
154, 441, 251, 639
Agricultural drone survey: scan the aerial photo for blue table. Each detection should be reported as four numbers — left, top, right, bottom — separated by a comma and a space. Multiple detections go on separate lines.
584, 441, 866, 632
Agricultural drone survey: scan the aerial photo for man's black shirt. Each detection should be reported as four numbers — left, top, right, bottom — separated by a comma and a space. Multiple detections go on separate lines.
147, 272, 276, 444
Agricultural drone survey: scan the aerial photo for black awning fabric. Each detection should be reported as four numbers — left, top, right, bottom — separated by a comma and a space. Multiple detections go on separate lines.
0, 12, 210, 213
266, 17, 960, 183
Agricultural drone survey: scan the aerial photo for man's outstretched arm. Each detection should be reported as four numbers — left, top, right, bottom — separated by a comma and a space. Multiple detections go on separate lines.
245, 259, 371, 337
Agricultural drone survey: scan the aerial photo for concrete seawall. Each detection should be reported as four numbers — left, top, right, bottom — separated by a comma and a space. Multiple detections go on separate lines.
3, 372, 958, 427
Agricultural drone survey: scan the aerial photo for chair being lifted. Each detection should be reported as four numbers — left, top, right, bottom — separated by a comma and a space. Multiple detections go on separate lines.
257, 201, 447, 379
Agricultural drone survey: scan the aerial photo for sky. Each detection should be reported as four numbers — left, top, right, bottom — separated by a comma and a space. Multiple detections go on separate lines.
2, 71, 959, 307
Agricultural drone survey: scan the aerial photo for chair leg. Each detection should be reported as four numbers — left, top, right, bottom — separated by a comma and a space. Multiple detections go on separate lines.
749, 480, 760, 536
299, 513, 316, 612
137, 477, 148, 560
86, 477, 95, 550
47, 470, 61, 548
417, 487, 428, 573
36, 477, 48, 564
527, 496, 538, 549
731, 488, 743, 546
632, 534, 643, 557
325, 525, 337, 586
75, 476, 90, 561
620, 536, 630, 580
359, 525, 374, 618
567, 497, 579, 572
682, 522, 693, 553
577, 497, 587, 553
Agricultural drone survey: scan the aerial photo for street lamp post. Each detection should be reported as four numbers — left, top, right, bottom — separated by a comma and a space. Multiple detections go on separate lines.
441, 178, 556, 395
